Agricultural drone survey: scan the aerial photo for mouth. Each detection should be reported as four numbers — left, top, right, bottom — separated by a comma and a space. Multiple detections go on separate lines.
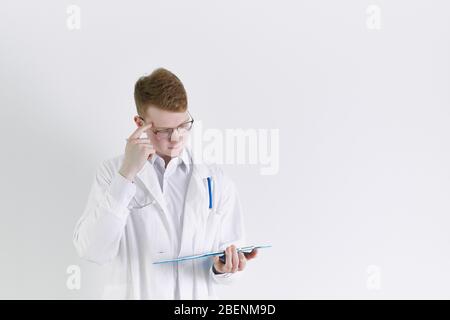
168, 144, 181, 150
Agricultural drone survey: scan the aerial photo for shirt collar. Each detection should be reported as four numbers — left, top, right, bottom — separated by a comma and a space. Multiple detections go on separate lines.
148, 147, 190, 173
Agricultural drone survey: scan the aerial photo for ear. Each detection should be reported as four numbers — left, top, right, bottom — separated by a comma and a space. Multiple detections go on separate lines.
134, 115, 145, 127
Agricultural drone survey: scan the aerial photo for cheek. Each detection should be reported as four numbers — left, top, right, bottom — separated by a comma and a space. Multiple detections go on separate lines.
148, 135, 161, 147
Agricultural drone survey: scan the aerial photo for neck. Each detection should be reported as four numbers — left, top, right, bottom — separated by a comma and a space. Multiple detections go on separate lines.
157, 152, 172, 168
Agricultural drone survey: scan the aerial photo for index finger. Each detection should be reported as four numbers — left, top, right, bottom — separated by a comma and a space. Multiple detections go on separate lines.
129, 123, 152, 139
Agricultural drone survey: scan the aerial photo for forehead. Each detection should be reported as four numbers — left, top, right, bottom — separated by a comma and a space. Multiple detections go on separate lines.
144, 106, 188, 127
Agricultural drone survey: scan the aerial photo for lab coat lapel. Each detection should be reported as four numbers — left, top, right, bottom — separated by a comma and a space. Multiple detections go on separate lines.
135, 161, 176, 245
178, 158, 210, 258
177, 152, 211, 299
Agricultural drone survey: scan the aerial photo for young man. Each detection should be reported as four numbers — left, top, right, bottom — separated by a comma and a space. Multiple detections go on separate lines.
73, 68, 257, 299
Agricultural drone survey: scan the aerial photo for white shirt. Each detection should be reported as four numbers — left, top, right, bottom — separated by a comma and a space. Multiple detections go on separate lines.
149, 149, 192, 250
148, 148, 192, 299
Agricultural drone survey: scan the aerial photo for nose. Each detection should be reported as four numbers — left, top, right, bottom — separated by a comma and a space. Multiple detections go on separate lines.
170, 128, 180, 142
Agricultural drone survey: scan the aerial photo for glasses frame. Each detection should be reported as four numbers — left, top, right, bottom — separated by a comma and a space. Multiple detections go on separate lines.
138, 111, 194, 140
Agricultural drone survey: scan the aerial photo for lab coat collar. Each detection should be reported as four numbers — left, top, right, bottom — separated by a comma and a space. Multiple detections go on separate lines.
134, 147, 206, 199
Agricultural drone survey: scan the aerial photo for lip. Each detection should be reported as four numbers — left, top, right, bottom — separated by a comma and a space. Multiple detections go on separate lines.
168, 144, 181, 149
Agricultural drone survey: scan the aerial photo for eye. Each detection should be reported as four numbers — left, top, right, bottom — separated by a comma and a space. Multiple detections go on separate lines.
156, 128, 171, 134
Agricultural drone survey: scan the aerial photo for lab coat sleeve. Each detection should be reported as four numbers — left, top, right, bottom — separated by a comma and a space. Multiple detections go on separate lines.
210, 169, 247, 285
73, 160, 136, 265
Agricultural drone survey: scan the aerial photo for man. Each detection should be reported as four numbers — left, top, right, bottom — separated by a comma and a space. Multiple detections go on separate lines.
73, 68, 257, 299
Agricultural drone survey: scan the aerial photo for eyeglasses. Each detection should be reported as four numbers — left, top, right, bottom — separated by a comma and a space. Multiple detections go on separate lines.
139, 111, 194, 140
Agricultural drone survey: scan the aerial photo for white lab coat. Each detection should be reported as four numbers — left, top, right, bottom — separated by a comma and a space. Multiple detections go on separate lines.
73, 148, 246, 299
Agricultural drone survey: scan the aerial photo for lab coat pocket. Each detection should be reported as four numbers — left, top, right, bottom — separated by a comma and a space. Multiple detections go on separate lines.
128, 188, 156, 211
128, 198, 156, 211
129, 202, 171, 263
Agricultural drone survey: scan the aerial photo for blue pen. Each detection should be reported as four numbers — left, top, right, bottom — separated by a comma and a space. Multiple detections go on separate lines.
207, 176, 213, 209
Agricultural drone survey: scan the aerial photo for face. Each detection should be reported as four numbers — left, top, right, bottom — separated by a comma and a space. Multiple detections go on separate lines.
134, 106, 192, 158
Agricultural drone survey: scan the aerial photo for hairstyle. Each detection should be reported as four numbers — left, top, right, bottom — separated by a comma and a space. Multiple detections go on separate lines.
134, 68, 187, 116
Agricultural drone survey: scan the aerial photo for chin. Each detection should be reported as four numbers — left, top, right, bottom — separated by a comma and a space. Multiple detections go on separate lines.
166, 146, 183, 156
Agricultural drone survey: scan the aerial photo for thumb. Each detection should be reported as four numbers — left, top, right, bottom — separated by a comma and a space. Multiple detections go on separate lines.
213, 256, 222, 268
244, 249, 258, 260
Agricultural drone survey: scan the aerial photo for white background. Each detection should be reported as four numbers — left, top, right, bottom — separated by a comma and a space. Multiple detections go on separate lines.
1, 0, 450, 299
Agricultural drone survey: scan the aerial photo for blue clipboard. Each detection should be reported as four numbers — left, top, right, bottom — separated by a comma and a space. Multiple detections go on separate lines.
153, 244, 272, 265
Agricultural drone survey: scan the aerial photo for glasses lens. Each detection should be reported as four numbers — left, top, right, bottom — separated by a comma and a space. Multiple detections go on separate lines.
179, 121, 193, 131
154, 120, 193, 139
